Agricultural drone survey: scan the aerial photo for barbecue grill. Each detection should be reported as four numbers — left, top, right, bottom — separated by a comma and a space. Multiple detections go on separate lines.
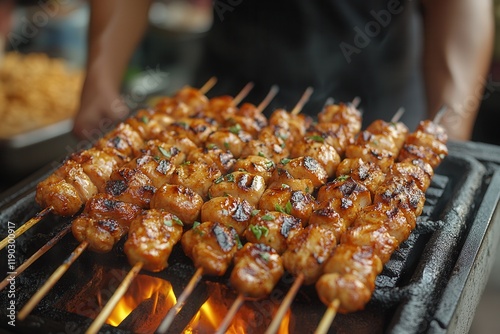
0, 139, 499, 334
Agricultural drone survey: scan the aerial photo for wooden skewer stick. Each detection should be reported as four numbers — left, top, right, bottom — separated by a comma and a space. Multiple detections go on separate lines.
156, 267, 204, 334
0, 206, 53, 251
258, 85, 280, 113
391, 107, 406, 123
351, 96, 361, 108
199, 76, 217, 95
214, 294, 246, 334
433, 105, 448, 124
264, 273, 305, 334
314, 299, 340, 334
17, 241, 89, 320
291, 87, 314, 115
232, 82, 255, 106
0, 224, 72, 291
85, 261, 144, 334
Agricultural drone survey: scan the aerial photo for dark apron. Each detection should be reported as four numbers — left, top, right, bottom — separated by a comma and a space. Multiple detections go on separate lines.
195, 0, 425, 130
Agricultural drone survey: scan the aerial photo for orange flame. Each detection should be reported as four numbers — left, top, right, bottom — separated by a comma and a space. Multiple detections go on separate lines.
105, 274, 177, 327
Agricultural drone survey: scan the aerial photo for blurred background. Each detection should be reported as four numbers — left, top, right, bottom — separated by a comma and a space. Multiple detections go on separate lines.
0, 0, 499, 332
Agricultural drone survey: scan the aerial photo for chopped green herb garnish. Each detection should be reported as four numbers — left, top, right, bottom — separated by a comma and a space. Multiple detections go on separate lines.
164, 219, 172, 227
141, 116, 149, 124
265, 161, 275, 170
181, 161, 191, 165
251, 209, 261, 216
275, 201, 292, 215
259, 252, 270, 262
308, 135, 324, 143
305, 186, 310, 193
234, 234, 243, 249
224, 142, 230, 149
261, 213, 275, 221
158, 146, 171, 158
258, 151, 266, 157
207, 143, 217, 149
229, 123, 241, 134
281, 183, 290, 189
193, 221, 201, 228
280, 158, 291, 165
336, 175, 350, 182
225, 173, 235, 182
214, 175, 225, 184
173, 216, 184, 226
249, 224, 269, 240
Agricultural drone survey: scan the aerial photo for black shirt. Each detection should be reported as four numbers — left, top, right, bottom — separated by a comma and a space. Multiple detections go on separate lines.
196, 0, 425, 129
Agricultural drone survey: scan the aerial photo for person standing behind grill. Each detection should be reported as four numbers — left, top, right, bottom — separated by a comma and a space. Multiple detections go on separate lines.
72, 0, 493, 142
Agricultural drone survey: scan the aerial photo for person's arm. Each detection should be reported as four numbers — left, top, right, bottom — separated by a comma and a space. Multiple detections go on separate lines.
422, 0, 494, 141
73, 0, 153, 139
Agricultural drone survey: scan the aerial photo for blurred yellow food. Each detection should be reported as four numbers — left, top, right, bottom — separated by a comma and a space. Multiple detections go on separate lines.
0, 52, 83, 139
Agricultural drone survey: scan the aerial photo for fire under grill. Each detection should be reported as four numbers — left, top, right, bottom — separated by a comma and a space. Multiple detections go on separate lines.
1, 141, 500, 334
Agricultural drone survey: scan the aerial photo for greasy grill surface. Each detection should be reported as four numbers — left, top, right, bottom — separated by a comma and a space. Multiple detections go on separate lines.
1, 142, 500, 334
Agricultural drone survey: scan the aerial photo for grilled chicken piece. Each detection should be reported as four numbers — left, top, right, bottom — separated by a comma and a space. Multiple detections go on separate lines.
181, 221, 240, 276
354, 131, 399, 156
70, 148, 124, 193
95, 123, 144, 159
308, 202, 347, 240
125, 209, 184, 272
416, 120, 448, 143
201, 195, 254, 235
140, 140, 187, 166
335, 158, 385, 196
241, 129, 289, 163
317, 103, 362, 136
126, 108, 174, 140
390, 159, 434, 192
36, 175, 83, 216
232, 155, 276, 184
54, 159, 98, 203
208, 171, 266, 207
345, 145, 395, 172
126, 155, 176, 189
404, 131, 448, 159
373, 176, 424, 219
187, 147, 236, 174
290, 136, 341, 178
223, 109, 267, 138
83, 193, 142, 225
165, 117, 218, 146
258, 186, 315, 226
106, 167, 156, 209
316, 177, 372, 225
316, 244, 382, 313
173, 86, 209, 113
267, 168, 315, 194
244, 211, 302, 254
282, 224, 337, 285
230, 243, 284, 299
155, 131, 198, 156
279, 156, 328, 188
151, 184, 204, 226
306, 123, 353, 157
169, 162, 222, 200
203, 95, 238, 124
365, 120, 409, 149
397, 144, 443, 169
205, 129, 251, 158
72, 196, 141, 253
341, 203, 414, 263
268, 109, 312, 144
154, 98, 192, 118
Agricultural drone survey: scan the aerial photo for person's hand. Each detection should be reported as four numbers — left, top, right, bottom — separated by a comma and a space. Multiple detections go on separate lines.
73, 72, 129, 140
